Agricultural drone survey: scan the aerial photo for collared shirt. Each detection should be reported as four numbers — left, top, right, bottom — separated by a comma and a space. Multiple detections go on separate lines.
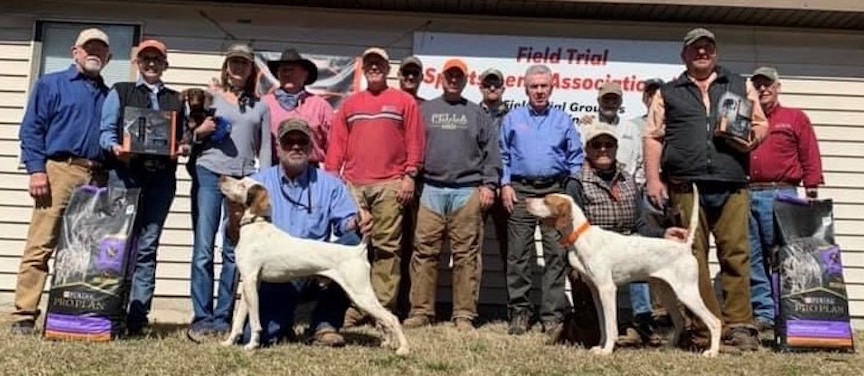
264, 90, 334, 163
592, 113, 645, 185
99, 78, 165, 152
499, 105, 584, 185
252, 165, 358, 241
19, 65, 109, 173
750, 104, 824, 188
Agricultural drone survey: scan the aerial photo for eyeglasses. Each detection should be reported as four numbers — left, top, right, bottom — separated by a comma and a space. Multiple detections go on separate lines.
589, 141, 617, 150
138, 56, 165, 64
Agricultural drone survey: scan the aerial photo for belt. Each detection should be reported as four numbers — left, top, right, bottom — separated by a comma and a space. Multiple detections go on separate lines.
50, 156, 102, 170
749, 181, 796, 190
512, 175, 564, 187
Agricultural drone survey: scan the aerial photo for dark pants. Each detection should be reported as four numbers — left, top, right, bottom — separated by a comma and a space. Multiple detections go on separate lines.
242, 232, 361, 346
505, 181, 570, 324
108, 162, 177, 331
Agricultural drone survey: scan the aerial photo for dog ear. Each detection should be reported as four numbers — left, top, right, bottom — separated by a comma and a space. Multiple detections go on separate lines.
553, 199, 572, 231
245, 185, 271, 216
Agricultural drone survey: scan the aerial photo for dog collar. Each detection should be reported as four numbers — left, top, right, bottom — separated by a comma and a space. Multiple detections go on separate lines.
239, 215, 270, 227
560, 222, 591, 246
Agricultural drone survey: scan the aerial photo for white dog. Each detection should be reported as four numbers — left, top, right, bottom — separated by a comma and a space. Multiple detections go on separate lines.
218, 176, 409, 355
525, 185, 721, 357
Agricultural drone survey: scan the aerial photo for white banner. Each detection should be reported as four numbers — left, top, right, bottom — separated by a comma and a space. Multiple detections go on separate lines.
413, 32, 686, 122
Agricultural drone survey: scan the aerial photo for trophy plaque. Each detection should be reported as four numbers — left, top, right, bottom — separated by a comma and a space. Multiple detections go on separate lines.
714, 91, 753, 144
121, 107, 179, 157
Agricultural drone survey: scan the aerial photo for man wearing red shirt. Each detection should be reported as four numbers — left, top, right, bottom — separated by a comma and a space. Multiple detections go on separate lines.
748, 66, 824, 332
326, 47, 426, 325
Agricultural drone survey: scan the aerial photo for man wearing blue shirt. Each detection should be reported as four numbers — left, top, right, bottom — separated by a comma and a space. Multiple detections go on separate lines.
99, 39, 187, 336
241, 118, 371, 347
500, 64, 584, 338
12, 28, 112, 335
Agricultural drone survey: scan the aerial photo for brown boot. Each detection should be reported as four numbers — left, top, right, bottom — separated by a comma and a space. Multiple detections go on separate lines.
402, 315, 432, 329
310, 328, 346, 347
342, 307, 369, 329
453, 318, 474, 332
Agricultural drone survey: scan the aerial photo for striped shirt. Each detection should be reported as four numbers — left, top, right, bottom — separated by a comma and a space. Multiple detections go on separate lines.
325, 87, 425, 185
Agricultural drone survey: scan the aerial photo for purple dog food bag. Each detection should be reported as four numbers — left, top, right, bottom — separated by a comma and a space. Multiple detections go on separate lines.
772, 197, 855, 353
44, 185, 140, 342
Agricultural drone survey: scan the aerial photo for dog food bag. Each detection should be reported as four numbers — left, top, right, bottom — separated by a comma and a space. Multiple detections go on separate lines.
43, 185, 140, 342
772, 197, 855, 352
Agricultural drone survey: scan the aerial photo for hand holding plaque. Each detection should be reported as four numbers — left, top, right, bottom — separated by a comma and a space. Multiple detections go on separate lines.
714, 91, 755, 153
121, 107, 179, 157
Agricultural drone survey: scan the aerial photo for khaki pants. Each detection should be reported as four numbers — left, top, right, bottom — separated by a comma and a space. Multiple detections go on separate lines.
668, 183, 754, 336
349, 179, 404, 312
13, 160, 106, 322
408, 187, 483, 321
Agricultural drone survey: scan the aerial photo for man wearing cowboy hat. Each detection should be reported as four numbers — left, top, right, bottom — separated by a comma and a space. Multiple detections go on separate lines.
263, 48, 334, 165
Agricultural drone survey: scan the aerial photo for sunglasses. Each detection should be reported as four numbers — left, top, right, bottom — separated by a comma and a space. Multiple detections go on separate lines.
280, 137, 310, 148
401, 69, 421, 77
589, 141, 617, 150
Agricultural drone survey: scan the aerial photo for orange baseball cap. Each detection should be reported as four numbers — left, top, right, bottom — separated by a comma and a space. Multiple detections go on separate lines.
442, 59, 468, 74
137, 39, 167, 57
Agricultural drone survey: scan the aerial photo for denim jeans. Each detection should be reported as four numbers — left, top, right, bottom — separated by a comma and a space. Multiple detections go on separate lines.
629, 283, 652, 316
108, 164, 177, 331
241, 232, 362, 345
749, 187, 796, 325
190, 165, 239, 332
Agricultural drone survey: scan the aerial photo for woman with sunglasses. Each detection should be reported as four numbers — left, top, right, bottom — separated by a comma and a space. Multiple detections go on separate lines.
562, 122, 688, 347
187, 43, 273, 341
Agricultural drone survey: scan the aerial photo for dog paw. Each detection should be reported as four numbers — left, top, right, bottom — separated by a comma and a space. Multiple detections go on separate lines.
701, 349, 719, 358
243, 343, 259, 351
589, 346, 613, 356
395, 346, 410, 356
220, 339, 234, 347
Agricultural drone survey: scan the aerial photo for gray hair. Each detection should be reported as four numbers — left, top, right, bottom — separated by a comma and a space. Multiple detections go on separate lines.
525, 64, 552, 78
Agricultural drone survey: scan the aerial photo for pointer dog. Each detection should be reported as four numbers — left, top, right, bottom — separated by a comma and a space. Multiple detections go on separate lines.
218, 176, 409, 355
525, 185, 721, 357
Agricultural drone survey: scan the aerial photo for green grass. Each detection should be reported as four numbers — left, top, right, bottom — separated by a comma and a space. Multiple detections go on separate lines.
1, 319, 862, 376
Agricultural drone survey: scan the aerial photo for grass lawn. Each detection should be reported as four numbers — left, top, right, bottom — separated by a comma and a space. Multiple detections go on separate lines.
1, 317, 862, 376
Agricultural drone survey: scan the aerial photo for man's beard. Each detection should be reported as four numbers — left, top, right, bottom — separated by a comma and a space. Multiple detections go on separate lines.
81, 57, 103, 75
280, 157, 308, 174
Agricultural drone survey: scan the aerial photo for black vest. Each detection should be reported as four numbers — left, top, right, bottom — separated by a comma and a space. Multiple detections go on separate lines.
111, 82, 183, 168
660, 67, 750, 184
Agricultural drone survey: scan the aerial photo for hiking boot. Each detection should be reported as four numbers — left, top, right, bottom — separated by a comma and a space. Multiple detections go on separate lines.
310, 328, 346, 347
454, 318, 474, 332
616, 327, 644, 347
402, 315, 432, 329
342, 307, 370, 329
543, 321, 564, 345
680, 330, 741, 355
10, 320, 35, 336
507, 312, 530, 335
725, 327, 760, 352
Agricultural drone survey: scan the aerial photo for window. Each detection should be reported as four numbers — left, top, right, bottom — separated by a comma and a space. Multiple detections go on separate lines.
35, 21, 140, 86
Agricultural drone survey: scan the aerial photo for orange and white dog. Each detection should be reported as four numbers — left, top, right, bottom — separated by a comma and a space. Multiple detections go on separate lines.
217, 176, 409, 355
525, 185, 721, 357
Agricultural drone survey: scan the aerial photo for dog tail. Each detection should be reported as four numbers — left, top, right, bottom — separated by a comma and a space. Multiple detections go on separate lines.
685, 183, 700, 248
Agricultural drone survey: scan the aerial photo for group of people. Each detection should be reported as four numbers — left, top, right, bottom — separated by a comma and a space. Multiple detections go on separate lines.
10, 26, 824, 354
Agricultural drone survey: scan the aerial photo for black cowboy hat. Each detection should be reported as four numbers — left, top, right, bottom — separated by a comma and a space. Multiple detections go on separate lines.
267, 48, 318, 86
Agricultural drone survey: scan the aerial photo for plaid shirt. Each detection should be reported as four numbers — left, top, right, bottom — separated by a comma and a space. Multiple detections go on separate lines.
577, 164, 639, 234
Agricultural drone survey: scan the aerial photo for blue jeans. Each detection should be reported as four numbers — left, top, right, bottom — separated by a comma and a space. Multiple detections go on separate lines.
241, 232, 362, 345
108, 164, 177, 331
749, 187, 796, 325
190, 165, 239, 332
419, 185, 475, 216
629, 283, 652, 316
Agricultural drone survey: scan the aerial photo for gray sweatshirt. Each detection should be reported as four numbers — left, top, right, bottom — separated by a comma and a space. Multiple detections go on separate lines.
420, 96, 501, 187
196, 91, 272, 177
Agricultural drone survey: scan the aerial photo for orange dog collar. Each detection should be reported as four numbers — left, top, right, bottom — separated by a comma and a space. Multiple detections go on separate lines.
561, 222, 591, 246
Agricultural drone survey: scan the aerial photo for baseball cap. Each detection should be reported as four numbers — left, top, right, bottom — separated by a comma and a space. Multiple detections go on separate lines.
583, 122, 619, 143
399, 56, 423, 71
75, 28, 110, 47
362, 47, 389, 61
277, 118, 313, 141
598, 82, 623, 98
479, 68, 504, 82
442, 59, 468, 74
225, 43, 254, 62
137, 39, 167, 57
683, 28, 716, 46
752, 66, 780, 82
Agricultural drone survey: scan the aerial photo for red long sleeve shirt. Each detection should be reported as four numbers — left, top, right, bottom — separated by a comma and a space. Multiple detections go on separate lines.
325, 87, 425, 185
750, 104, 824, 188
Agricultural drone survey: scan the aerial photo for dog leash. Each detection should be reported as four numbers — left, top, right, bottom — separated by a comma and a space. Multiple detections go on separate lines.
560, 222, 591, 246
